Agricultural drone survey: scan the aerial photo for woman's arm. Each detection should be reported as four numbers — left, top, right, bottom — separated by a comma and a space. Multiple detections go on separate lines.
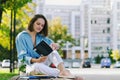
31, 56, 47, 63
16, 34, 32, 65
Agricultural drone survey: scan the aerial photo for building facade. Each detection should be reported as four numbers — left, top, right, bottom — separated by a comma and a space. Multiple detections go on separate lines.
33, 0, 119, 59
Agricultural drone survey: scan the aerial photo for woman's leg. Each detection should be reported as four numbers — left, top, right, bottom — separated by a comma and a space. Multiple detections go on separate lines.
51, 50, 63, 67
26, 63, 60, 77
26, 51, 64, 76
43, 50, 63, 67
48, 50, 72, 76
40, 50, 71, 76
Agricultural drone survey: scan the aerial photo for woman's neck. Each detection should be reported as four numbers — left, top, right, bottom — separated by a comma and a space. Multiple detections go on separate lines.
27, 30, 36, 37
27, 30, 37, 47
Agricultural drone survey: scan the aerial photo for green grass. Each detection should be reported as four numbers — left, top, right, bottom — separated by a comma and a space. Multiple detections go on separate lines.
0, 68, 19, 80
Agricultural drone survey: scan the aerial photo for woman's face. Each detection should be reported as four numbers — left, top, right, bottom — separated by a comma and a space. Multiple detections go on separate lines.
33, 18, 45, 33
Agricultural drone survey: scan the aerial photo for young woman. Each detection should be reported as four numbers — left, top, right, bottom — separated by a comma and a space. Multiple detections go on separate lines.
16, 14, 71, 77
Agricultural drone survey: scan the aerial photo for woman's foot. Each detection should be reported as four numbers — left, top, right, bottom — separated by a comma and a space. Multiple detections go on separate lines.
59, 69, 71, 76
74, 76, 84, 80
59, 70, 84, 80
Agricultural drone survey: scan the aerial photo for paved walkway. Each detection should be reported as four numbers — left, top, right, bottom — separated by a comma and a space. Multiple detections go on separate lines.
11, 68, 120, 80
68, 68, 120, 75
68, 68, 120, 80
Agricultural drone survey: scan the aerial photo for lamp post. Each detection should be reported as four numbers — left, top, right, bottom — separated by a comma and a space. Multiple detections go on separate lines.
81, 35, 85, 60
66, 41, 73, 59
66, 41, 69, 59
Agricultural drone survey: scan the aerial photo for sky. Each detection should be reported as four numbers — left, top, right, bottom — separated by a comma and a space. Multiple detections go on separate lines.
45, 0, 81, 6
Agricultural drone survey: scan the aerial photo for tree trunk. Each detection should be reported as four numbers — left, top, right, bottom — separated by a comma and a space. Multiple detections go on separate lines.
0, 0, 7, 24
0, 10, 3, 24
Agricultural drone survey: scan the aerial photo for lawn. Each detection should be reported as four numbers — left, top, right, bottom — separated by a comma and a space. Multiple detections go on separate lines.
0, 68, 19, 80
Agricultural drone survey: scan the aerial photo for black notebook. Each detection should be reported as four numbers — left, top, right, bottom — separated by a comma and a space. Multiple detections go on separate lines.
33, 40, 53, 56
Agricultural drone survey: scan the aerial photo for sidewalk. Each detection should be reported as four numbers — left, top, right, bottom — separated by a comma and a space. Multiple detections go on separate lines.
11, 66, 120, 80
68, 68, 120, 80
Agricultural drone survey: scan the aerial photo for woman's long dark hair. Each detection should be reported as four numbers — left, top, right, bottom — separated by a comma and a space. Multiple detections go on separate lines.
28, 14, 48, 36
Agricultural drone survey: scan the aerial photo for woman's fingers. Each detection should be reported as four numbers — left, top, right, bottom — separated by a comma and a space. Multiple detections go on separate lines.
37, 56, 47, 62
50, 43, 59, 50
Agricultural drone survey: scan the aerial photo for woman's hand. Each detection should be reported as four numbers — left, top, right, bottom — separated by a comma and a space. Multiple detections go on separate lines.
37, 56, 47, 63
50, 43, 59, 50
31, 56, 48, 63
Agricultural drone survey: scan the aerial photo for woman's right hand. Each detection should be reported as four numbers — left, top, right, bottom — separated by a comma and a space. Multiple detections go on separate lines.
31, 56, 47, 63
36, 56, 47, 63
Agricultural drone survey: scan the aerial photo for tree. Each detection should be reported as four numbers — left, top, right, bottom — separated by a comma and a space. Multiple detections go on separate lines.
94, 54, 103, 64
107, 49, 115, 63
0, 1, 34, 61
48, 17, 75, 56
48, 17, 75, 44
0, 0, 7, 24
0, 0, 32, 25
111, 50, 120, 61
0, 24, 12, 61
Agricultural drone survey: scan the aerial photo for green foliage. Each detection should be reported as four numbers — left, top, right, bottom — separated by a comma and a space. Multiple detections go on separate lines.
0, 68, 18, 80
0, 73, 17, 80
0, 45, 9, 61
1, 1, 34, 30
0, 0, 33, 61
0, 0, 32, 24
0, 25, 10, 61
107, 49, 115, 63
48, 17, 75, 47
94, 55, 102, 64
48, 18, 75, 56
0, 29, 10, 49
1, 0, 32, 10
19, 64, 26, 73
19, 56, 26, 72
111, 50, 120, 61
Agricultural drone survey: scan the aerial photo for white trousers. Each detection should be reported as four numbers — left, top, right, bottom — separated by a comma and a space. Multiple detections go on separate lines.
26, 50, 63, 76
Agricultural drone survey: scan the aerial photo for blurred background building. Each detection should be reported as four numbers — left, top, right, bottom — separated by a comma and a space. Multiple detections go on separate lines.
32, 0, 120, 60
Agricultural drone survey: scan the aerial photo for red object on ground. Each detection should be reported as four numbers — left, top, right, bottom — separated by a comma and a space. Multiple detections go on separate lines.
50, 63, 56, 68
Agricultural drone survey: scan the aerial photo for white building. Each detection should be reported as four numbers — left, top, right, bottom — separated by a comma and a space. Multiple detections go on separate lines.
87, 0, 112, 58
112, 0, 120, 50
33, 0, 119, 59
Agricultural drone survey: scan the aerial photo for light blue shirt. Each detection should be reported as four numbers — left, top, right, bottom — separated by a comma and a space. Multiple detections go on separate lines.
16, 31, 53, 65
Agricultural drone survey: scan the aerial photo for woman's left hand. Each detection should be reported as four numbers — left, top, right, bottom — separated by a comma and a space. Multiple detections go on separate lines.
50, 43, 59, 50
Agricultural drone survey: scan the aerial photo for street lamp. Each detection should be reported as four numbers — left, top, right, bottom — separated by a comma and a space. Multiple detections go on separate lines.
80, 35, 85, 60
66, 41, 73, 59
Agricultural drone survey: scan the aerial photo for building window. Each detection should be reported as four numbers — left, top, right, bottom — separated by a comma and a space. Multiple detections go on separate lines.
94, 46, 103, 50
107, 18, 110, 24
107, 36, 110, 43
103, 29, 105, 33
107, 27, 110, 33
117, 45, 120, 49
95, 20, 97, 24
117, 2, 120, 9
91, 20, 93, 24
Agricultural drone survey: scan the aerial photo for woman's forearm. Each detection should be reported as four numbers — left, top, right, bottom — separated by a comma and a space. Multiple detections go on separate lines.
31, 58, 39, 63
31, 56, 47, 63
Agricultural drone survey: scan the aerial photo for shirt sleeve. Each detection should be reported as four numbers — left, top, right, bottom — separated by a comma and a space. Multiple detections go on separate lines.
16, 35, 32, 65
44, 37, 54, 45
